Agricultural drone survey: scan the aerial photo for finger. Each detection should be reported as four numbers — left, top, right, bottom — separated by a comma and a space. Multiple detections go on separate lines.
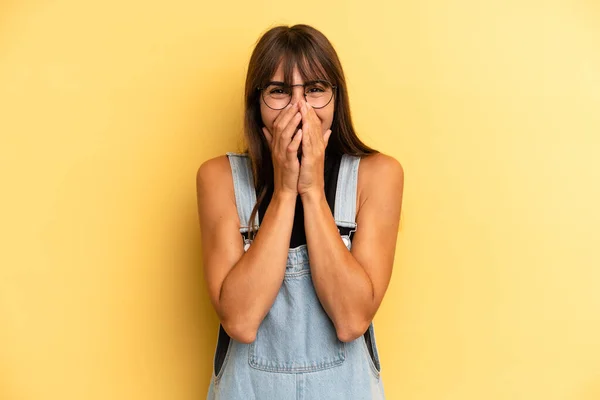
275, 111, 301, 157
306, 102, 320, 126
301, 122, 312, 150
287, 129, 303, 161
298, 101, 311, 138
279, 112, 302, 151
301, 101, 321, 135
272, 102, 300, 136
299, 99, 309, 120
272, 102, 294, 126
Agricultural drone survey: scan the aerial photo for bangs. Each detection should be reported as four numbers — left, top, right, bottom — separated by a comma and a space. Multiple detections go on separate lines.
257, 31, 337, 88
280, 48, 333, 85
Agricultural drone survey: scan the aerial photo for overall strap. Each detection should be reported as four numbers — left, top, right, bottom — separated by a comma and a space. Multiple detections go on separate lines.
334, 153, 360, 230
226, 152, 259, 233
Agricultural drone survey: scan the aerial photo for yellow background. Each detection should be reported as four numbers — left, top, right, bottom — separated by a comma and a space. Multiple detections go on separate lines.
1, 1, 599, 399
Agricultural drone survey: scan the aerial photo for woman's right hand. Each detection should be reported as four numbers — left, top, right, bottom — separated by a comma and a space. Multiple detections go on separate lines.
262, 103, 303, 197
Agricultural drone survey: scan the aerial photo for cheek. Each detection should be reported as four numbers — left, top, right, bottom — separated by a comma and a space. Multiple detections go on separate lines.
259, 104, 279, 130
314, 108, 334, 132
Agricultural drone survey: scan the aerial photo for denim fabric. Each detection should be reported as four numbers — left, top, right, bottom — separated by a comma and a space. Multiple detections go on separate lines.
207, 152, 385, 399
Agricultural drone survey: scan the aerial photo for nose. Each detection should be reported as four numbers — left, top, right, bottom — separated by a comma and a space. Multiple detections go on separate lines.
290, 86, 305, 104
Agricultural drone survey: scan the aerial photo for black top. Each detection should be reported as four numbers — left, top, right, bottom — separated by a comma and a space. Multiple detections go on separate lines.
256, 152, 342, 248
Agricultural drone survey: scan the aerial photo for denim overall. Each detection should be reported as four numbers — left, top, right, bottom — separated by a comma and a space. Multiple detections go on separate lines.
206, 152, 385, 400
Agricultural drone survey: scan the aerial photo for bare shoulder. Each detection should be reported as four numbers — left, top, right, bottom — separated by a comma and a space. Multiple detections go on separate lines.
196, 154, 237, 217
359, 152, 403, 180
196, 154, 231, 186
357, 152, 404, 212
197, 154, 233, 193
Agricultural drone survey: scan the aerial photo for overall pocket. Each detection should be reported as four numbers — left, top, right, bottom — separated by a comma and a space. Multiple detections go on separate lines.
362, 322, 382, 378
249, 269, 346, 373
213, 324, 233, 383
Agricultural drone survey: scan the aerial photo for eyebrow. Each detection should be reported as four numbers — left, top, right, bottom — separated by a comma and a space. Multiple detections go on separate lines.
266, 80, 327, 86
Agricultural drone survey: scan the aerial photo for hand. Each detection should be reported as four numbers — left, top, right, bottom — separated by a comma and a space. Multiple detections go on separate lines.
262, 103, 304, 197
297, 100, 332, 198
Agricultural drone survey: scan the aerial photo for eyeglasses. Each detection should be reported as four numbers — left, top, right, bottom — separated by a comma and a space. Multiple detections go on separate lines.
257, 80, 337, 110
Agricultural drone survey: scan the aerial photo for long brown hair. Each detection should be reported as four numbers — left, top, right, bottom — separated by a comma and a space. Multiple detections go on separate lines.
243, 24, 378, 239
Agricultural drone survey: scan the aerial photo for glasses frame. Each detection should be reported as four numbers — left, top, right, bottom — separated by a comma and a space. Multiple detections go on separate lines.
257, 80, 338, 110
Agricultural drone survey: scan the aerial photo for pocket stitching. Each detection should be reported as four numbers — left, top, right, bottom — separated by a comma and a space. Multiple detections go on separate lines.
248, 340, 346, 373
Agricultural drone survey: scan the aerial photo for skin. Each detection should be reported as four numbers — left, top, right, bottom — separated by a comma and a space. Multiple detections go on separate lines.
261, 65, 334, 198
196, 63, 404, 344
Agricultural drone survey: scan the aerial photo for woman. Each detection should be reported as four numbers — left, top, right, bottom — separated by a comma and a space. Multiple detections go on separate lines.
196, 24, 404, 399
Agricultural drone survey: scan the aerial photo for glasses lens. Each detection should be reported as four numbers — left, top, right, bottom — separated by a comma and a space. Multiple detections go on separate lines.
305, 82, 333, 108
263, 84, 291, 109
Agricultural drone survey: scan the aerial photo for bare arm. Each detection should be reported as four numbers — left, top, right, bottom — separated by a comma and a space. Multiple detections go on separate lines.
196, 156, 297, 343
301, 153, 404, 342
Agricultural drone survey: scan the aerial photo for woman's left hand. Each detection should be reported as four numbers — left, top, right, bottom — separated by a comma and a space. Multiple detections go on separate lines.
297, 100, 332, 198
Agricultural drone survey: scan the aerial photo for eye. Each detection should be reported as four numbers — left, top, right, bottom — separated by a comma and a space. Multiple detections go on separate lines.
266, 85, 291, 95
306, 85, 325, 93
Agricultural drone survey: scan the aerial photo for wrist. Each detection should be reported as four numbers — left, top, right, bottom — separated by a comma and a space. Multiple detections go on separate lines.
273, 190, 298, 204
299, 189, 325, 204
